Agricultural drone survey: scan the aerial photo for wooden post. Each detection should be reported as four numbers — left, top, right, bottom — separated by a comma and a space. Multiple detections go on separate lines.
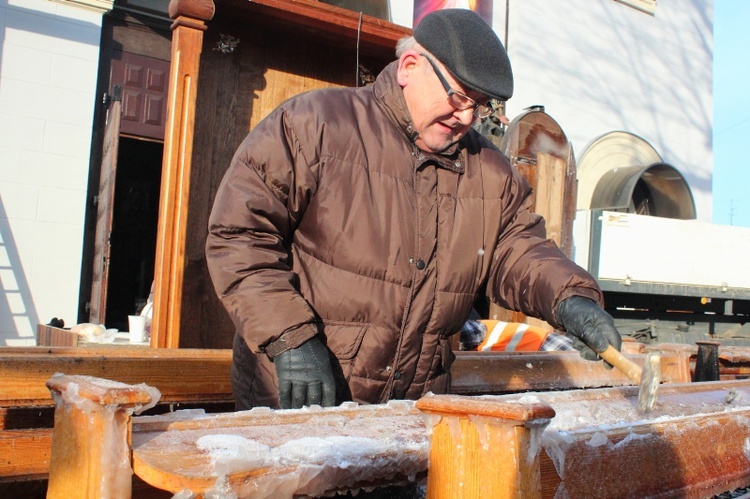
694, 340, 721, 381
45, 374, 160, 499
151, 0, 215, 348
416, 394, 555, 498
534, 153, 567, 251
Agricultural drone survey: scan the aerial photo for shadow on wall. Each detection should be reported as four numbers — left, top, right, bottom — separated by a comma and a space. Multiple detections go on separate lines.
0, 196, 40, 344
0, 1, 108, 344
509, 0, 713, 205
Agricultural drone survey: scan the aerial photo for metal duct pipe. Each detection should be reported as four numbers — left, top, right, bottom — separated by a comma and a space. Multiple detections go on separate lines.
591, 162, 696, 219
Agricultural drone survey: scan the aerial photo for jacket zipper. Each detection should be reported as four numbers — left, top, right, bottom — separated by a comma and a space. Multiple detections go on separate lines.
380, 146, 425, 403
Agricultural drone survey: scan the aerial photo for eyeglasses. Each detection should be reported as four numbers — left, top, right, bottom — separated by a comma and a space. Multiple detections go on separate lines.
421, 53, 494, 119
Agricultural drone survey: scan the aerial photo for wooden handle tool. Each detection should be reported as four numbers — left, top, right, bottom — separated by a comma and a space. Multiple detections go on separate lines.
599, 345, 661, 412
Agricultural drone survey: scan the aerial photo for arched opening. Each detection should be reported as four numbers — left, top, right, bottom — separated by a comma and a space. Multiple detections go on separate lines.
577, 131, 696, 220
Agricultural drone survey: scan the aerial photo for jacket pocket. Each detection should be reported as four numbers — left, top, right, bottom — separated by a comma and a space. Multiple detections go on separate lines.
324, 322, 400, 383
429, 336, 456, 379
323, 322, 368, 360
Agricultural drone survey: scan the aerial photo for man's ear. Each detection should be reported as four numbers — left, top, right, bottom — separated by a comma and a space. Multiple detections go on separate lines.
397, 50, 420, 87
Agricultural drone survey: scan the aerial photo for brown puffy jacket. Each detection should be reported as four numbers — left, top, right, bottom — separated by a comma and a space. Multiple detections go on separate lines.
206, 61, 602, 405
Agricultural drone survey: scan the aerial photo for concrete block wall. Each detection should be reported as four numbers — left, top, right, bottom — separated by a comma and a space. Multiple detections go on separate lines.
0, 0, 105, 344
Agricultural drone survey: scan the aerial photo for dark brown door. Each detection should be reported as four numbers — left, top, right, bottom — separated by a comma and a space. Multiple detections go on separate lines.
111, 51, 170, 140
89, 90, 122, 325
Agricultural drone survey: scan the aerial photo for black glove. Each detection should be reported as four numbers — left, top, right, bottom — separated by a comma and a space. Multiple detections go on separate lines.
273, 335, 336, 409
557, 296, 622, 367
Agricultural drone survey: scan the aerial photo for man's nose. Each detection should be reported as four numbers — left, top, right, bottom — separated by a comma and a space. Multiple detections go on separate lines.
454, 106, 477, 125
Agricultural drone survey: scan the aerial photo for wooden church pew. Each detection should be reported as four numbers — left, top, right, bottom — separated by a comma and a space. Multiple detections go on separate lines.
45, 373, 750, 498
0, 344, 693, 490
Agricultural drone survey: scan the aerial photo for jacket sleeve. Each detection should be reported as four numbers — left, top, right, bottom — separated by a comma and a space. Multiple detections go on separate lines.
486, 167, 603, 330
205, 106, 319, 356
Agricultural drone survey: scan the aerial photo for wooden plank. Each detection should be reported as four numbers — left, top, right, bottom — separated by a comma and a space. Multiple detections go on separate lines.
0, 347, 234, 482
0, 429, 52, 481
532, 380, 750, 498
449, 350, 692, 395
535, 153, 567, 250
0, 347, 232, 407
0, 348, 232, 483
132, 400, 427, 496
502, 153, 566, 331
36, 325, 79, 347
89, 96, 122, 325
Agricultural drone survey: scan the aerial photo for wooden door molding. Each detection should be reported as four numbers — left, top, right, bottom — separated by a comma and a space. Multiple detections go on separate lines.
89, 89, 122, 325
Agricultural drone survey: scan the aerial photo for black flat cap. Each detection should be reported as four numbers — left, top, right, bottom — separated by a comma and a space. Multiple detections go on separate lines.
414, 9, 513, 101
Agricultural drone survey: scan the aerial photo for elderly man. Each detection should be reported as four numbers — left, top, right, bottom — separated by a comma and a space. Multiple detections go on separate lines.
206, 8, 621, 411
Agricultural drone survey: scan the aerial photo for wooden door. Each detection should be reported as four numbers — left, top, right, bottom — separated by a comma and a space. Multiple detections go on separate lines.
111, 51, 170, 140
89, 88, 122, 325
490, 108, 577, 326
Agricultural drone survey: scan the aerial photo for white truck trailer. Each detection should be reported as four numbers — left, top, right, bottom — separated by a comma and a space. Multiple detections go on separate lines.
573, 210, 750, 344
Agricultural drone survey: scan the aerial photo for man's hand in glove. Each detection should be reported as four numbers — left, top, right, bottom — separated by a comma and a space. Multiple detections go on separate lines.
273, 335, 336, 409
557, 296, 622, 367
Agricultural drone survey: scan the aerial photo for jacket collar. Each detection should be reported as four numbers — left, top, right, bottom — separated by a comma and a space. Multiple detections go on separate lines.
373, 61, 465, 174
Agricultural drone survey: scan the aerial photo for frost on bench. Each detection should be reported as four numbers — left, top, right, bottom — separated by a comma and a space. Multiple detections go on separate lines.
499, 380, 750, 498
132, 400, 429, 498
45, 373, 161, 499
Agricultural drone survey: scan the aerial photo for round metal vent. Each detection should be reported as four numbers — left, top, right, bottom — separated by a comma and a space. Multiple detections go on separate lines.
577, 131, 696, 219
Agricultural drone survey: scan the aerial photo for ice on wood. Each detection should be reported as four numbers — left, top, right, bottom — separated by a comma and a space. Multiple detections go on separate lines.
133, 400, 429, 498
504, 381, 750, 498
134, 381, 750, 498
46, 373, 162, 498
44, 371, 750, 499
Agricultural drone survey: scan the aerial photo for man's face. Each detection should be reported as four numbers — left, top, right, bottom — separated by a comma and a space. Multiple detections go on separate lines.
398, 51, 488, 153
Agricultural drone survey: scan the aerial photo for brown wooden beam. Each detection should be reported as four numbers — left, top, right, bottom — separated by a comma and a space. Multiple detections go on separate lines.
0, 347, 231, 483
449, 350, 692, 395
217, 0, 411, 57
0, 347, 231, 408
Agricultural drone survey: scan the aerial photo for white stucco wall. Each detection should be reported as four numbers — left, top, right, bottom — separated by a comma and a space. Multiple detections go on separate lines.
392, 0, 714, 221
505, 0, 713, 221
0, 0, 104, 344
